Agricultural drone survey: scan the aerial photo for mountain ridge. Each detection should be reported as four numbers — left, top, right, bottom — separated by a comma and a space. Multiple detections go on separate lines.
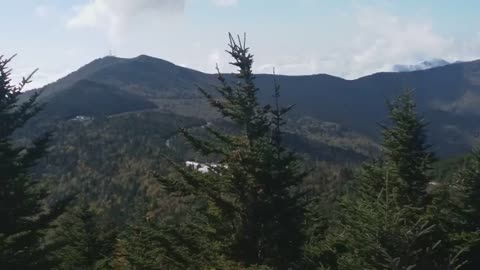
392, 58, 451, 72
27, 55, 480, 93
24, 55, 480, 157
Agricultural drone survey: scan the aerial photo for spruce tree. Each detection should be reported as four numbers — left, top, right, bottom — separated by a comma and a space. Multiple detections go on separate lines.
158, 34, 307, 269
321, 91, 460, 269
457, 149, 480, 232
381, 90, 434, 207
447, 149, 480, 269
118, 213, 237, 270
54, 201, 118, 270
0, 55, 68, 269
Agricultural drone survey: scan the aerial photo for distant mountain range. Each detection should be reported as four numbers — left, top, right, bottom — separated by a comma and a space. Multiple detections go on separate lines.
392, 59, 451, 72
24, 55, 480, 158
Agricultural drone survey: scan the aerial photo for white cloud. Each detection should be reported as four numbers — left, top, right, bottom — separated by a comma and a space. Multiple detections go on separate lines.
202, 7, 460, 79
207, 50, 223, 71
256, 57, 319, 75
253, 7, 456, 79
20, 2, 480, 88
67, 0, 185, 38
10, 65, 72, 90
64, 3, 466, 79
343, 8, 454, 78
212, 0, 238, 7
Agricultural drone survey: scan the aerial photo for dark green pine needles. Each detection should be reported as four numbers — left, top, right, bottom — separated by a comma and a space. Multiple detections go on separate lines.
0, 55, 69, 269
317, 91, 476, 270
155, 34, 308, 270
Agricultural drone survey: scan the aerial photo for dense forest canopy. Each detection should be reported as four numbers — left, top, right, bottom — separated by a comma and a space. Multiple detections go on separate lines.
2, 34, 480, 270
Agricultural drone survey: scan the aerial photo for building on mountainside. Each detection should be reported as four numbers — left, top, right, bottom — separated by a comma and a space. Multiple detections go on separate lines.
186, 161, 222, 173
70, 115, 94, 122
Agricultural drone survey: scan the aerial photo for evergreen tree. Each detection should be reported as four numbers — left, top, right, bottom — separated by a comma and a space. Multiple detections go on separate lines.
446, 149, 480, 269
320, 91, 461, 269
54, 201, 118, 270
457, 149, 480, 232
157, 34, 307, 269
381, 91, 435, 207
0, 55, 68, 269
118, 213, 238, 270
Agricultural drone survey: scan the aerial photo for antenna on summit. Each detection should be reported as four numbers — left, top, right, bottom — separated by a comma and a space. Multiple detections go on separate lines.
108, 49, 114, 57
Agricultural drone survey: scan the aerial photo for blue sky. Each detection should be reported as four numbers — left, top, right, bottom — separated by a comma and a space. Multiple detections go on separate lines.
2, 0, 480, 88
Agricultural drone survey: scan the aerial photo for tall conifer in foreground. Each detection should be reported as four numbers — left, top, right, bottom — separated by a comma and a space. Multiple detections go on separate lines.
320, 91, 461, 269
0, 55, 68, 269
381, 91, 434, 207
157, 34, 307, 269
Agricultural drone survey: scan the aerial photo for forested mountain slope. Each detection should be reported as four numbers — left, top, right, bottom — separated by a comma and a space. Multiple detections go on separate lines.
26, 55, 480, 157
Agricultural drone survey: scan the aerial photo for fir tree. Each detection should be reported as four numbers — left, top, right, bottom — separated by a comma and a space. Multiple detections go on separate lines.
381, 90, 435, 207
118, 212, 237, 270
320, 91, 461, 269
446, 149, 480, 269
0, 55, 69, 269
157, 34, 307, 269
457, 149, 480, 233
54, 201, 118, 270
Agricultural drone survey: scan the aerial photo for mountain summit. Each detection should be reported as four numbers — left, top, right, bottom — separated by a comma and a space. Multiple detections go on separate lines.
25, 55, 480, 157
392, 59, 450, 72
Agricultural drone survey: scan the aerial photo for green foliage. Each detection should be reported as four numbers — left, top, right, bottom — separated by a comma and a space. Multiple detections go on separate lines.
157, 34, 307, 269
0, 55, 68, 269
7, 37, 480, 270
381, 91, 435, 207
53, 201, 118, 270
118, 211, 240, 270
440, 149, 480, 269
26, 49, 480, 158
34, 111, 205, 220
454, 149, 480, 227
314, 91, 463, 269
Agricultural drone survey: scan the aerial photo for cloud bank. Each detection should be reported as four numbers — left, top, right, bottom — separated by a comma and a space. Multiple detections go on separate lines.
20, 1, 480, 88
252, 7, 472, 79
68, 0, 185, 37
